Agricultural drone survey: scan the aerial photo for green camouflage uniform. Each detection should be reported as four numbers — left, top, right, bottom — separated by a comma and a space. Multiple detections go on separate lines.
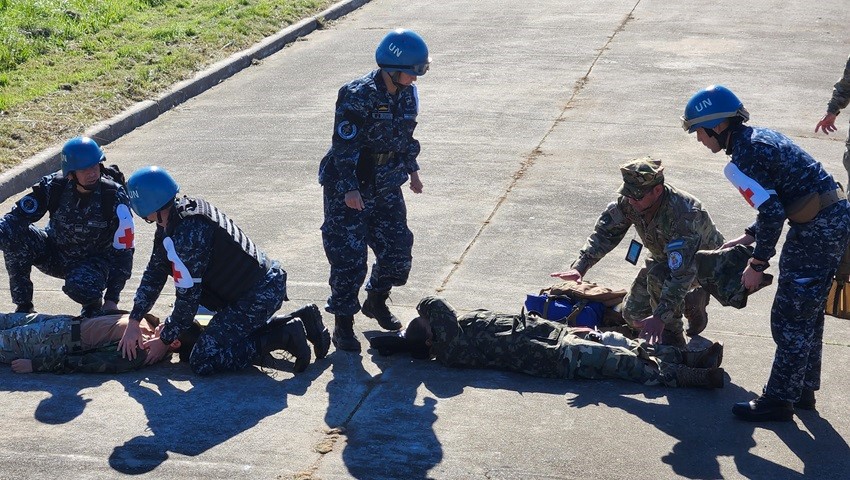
826, 55, 850, 184
570, 158, 724, 337
417, 296, 693, 387
0, 312, 148, 373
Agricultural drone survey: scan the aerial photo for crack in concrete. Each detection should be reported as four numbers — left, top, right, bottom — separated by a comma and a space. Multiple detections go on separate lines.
437, 2, 641, 292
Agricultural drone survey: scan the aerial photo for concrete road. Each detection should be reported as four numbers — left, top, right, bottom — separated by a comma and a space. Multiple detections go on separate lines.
1, 0, 849, 478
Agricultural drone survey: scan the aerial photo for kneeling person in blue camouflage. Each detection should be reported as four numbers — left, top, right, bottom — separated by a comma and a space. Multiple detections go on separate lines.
118, 167, 330, 375
551, 158, 725, 347
0, 310, 189, 374
370, 296, 725, 389
0, 137, 135, 317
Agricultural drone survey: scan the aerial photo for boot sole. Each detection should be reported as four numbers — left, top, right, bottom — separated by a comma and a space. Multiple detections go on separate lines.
299, 304, 332, 359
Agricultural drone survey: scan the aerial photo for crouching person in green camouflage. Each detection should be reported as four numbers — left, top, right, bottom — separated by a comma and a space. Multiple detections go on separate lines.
552, 157, 725, 347
370, 296, 725, 389
0, 311, 194, 374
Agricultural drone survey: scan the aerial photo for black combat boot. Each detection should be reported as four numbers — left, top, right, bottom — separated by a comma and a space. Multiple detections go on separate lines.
361, 291, 402, 331
684, 287, 710, 336
682, 342, 724, 369
258, 318, 311, 373
794, 389, 816, 411
732, 395, 794, 422
332, 315, 361, 352
675, 366, 725, 389
289, 304, 331, 359
15, 302, 35, 314
80, 299, 103, 318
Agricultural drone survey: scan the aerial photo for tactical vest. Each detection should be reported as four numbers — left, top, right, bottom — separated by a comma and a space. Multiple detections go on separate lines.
175, 197, 271, 310
47, 178, 118, 257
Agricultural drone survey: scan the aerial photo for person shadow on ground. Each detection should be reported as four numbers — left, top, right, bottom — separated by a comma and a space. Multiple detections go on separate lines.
566, 378, 850, 479
322, 339, 443, 480
0, 369, 110, 425
108, 356, 329, 474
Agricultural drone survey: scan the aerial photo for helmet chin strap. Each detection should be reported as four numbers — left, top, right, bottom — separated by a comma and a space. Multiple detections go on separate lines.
388, 71, 409, 93
72, 172, 97, 192
705, 126, 733, 152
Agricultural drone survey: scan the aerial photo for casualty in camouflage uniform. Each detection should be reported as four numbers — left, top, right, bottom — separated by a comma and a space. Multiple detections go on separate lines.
0, 311, 177, 373
319, 28, 431, 352
0, 137, 135, 317
119, 167, 329, 376
695, 244, 774, 309
554, 157, 725, 347
369, 296, 725, 389
683, 85, 850, 422
814, 54, 850, 184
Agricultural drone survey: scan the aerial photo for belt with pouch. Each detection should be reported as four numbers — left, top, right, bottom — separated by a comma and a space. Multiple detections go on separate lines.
786, 186, 845, 224
367, 151, 395, 166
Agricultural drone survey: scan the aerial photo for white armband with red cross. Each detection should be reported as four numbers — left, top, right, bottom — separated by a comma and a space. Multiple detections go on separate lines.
723, 162, 774, 209
112, 204, 136, 249
162, 237, 202, 288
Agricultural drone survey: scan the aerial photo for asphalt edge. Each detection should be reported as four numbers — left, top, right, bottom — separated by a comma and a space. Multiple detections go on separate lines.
0, 0, 371, 203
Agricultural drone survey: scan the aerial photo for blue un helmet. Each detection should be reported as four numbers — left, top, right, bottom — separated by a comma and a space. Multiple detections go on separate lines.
375, 29, 431, 76
126, 166, 180, 217
61, 136, 105, 176
681, 85, 750, 133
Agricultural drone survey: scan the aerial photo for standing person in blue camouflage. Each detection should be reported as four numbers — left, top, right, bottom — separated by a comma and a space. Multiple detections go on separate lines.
551, 158, 725, 347
118, 166, 330, 376
319, 28, 431, 352
369, 296, 726, 389
814, 55, 850, 185
0, 137, 135, 317
682, 85, 850, 421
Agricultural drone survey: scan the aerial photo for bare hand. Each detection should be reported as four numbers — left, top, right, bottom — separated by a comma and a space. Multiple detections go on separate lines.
815, 112, 838, 134
344, 190, 364, 210
742, 265, 764, 293
142, 337, 171, 365
550, 269, 583, 282
11, 359, 33, 373
634, 315, 664, 345
721, 233, 755, 249
118, 319, 143, 360
409, 171, 423, 194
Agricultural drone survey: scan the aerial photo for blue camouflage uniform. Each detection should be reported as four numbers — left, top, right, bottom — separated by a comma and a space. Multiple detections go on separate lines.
0, 172, 134, 309
725, 125, 850, 403
319, 68, 420, 315
130, 197, 286, 376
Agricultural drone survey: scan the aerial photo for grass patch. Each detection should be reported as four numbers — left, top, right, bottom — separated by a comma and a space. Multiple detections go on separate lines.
0, 0, 333, 171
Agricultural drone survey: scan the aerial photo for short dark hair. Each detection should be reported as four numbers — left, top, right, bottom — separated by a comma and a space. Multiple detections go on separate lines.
404, 317, 431, 359
177, 323, 202, 363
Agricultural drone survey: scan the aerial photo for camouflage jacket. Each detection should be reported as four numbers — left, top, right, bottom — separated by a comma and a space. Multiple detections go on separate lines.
571, 184, 724, 323
318, 69, 421, 195
2, 173, 135, 301
429, 308, 594, 379
726, 126, 840, 262
827, 55, 850, 115
32, 342, 151, 374
130, 214, 214, 345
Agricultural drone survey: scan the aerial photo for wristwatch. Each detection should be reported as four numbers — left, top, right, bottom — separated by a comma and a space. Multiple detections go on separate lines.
749, 260, 769, 272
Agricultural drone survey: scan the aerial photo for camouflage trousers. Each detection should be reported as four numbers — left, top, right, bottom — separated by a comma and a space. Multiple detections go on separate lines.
189, 264, 287, 376
321, 186, 413, 316
843, 130, 850, 187
621, 261, 685, 337
764, 201, 850, 402
0, 221, 109, 307
0, 312, 78, 364
561, 336, 685, 387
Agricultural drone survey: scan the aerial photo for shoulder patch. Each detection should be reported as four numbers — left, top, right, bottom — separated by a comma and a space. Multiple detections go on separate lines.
336, 120, 358, 140
19, 195, 38, 214
668, 251, 684, 271
666, 239, 685, 251
605, 201, 625, 224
